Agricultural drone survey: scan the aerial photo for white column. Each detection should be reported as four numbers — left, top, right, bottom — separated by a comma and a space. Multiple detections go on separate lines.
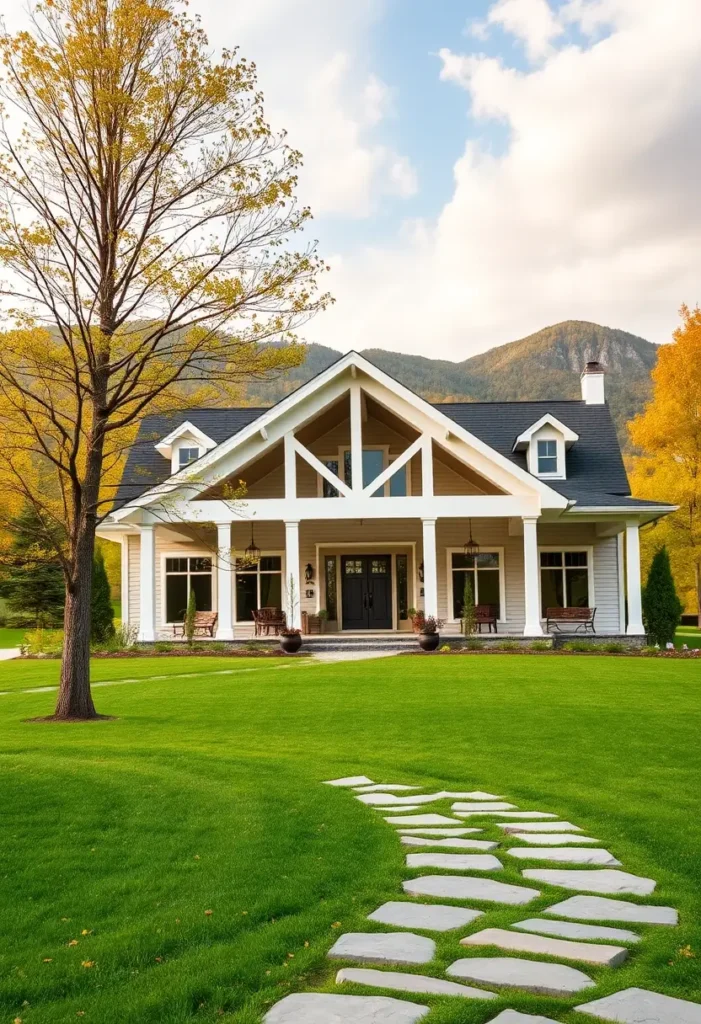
216, 522, 234, 640
120, 535, 130, 629
421, 435, 434, 496
523, 516, 543, 636
422, 518, 438, 619
284, 431, 296, 499
625, 519, 645, 635
350, 382, 363, 492
617, 531, 626, 633
138, 524, 156, 642
285, 520, 302, 629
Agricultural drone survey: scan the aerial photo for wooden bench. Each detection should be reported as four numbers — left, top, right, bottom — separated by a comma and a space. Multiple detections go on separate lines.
475, 604, 498, 633
546, 607, 596, 634
172, 611, 218, 638
252, 607, 286, 636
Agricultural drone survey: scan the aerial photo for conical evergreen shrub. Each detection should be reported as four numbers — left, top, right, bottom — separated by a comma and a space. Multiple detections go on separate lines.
91, 548, 115, 644
642, 545, 683, 646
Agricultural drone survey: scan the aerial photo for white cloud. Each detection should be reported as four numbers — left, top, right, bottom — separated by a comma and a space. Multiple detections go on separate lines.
309, 0, 701, 357
474, 0, 564, 61
196, 0, 416, 218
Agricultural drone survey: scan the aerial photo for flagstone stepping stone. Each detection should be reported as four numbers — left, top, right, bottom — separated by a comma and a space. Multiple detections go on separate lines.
398, 827, 482, 836
544, 895, 678, 925
360, 794, 442, 806
325, 775, 375, 787
460, 927, 628, 967
523, 869, 656, 896
512, 918, 641, 944
354, 784, 421, 792
385, 814, 464, 825
336, 967, 497, 999
406, 853, 503, 871
452, 802, 517, 811
508, 848, 621, 866
368, 901, 484, 932
511, 833, 599, 845
441, 791, 504, 799
400, 835, 498, 850
403, 875, 540, 904
375, 806, 422, 813
446, 956, 595, 995
575, 986, 701, 1023
327, 932, 435, 965
263, 993, 429, 1022
486, 1012, 562, 1024
500, 821, 581, 832
457, 811, 558, 819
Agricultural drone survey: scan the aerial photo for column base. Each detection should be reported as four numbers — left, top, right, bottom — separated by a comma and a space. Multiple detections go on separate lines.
216, 628, 235, 641
523, 624, 544, 637
626, 624, 646, 636
138, 630, 155, 643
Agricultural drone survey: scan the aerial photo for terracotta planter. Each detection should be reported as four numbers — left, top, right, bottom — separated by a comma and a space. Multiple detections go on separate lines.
418, 631, 440, 652
280, 633, 302, 653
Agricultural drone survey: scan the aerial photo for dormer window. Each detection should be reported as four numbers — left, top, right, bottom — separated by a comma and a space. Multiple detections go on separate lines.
537, 439, 557, 475
513, 414, 579, 482
178, 446, 200, 469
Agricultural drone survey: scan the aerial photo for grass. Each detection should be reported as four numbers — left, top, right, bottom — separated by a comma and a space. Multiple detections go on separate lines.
0, 654, 700, 1024
0, 627, 27, 648
675, 625, 701, 649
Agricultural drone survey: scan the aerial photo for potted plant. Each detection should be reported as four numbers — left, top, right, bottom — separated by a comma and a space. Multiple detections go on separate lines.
280, 626, 302, 653
408, 608, 425, 633
418, 615, 443, 652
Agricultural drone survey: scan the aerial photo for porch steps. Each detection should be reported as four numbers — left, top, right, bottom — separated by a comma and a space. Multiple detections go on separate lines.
302, 635, 419, 653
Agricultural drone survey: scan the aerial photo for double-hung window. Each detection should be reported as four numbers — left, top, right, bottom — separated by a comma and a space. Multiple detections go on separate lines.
537, 439, 557, 475
165, 557, 212, 622
450, 551, 501, 620
178, 446, 200, 469
540, 551, 589, 614
234, 556, 283, 623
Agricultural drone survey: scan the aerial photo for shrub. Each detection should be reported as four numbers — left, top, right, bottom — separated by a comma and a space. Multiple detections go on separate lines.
465, 638, 484, 650
185, 589, 197, 647
91, 623, 138, 654
642, 546, 683, 647
602, 642, 626, 653
154, 642, 176, 653
439, 644, 451, 652
420, 615, 444, 634
20, 628, 64, 656
562, 640, 597, 652
496, 640, 519, 651
91, 547, 115, 644
529, 640, 551, 651
461, 577, 476, 637
641, 645, 660, 655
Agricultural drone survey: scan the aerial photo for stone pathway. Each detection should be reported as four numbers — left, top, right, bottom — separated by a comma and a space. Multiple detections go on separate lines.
264, 773, 697, 1023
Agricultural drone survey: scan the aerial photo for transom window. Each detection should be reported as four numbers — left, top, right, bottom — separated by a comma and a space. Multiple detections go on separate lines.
450, 551, 501, 620
234, 555, 283, 623
537, 439, 557, 475
178, 446, 200, 468
165, 556, 212, 622
540, 550, 589, 614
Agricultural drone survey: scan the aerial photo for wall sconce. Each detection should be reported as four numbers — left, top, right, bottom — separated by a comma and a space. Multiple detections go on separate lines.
418, 561, 424, 583
304, 563, 314, 584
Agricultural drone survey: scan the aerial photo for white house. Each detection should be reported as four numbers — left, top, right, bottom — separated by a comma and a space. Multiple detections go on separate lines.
99, 352, 673, 641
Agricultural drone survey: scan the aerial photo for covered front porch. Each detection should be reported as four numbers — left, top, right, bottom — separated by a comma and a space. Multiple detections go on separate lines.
116, 514, 642, 641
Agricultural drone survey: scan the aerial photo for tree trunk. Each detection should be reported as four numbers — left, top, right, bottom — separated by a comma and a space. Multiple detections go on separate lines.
54, 517, 98, 719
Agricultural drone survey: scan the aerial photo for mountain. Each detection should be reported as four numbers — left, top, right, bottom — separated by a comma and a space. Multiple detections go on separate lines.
244, 320, 659, 443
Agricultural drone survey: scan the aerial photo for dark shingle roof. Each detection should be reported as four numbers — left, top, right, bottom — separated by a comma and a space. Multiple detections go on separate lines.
113, 398, 670, 512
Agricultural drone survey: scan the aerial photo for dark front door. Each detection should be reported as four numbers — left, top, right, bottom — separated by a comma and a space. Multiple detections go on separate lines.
341, 555, 393, 630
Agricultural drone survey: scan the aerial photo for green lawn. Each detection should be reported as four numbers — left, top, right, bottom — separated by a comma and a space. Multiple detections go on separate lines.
0, 655, 700, 1024
675, 625, 701, 649
0, 627, 27, 648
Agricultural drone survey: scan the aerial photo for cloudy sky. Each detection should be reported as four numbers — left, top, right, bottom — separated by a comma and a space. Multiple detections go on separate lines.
22, 0, 701, 358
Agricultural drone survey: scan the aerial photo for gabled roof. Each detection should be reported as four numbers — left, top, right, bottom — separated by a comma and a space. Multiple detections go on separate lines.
109, 352, 672, 515
513, 413, 579, 451
154, 420, 217, 459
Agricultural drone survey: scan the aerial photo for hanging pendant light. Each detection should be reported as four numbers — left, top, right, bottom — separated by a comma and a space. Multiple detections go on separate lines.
244, 524, 261, 565
463, 519, 480, 561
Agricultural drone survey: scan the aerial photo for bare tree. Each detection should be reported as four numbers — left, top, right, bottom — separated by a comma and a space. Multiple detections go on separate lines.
0, 0, 329, 719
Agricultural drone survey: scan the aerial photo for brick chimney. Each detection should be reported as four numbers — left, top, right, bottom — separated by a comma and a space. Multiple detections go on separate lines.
581, 360, 605, 404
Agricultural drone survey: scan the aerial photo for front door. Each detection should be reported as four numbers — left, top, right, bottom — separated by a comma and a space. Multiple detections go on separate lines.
341, 555, 393, 630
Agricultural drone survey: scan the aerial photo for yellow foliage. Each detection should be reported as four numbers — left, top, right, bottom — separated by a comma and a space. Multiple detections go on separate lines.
628, 305, 701, 616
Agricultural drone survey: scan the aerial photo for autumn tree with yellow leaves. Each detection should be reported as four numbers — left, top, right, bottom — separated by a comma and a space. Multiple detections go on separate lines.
629, 306, 701, 625
0, 0, 329, 718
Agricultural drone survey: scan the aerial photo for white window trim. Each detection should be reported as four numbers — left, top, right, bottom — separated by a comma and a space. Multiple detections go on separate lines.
445, 546, 506, 625
538, 545, 595, 619
527, 433, 566, 480
160, 550, 216, 627
177, 445, 201, 470
232, 549, 286, 624
315, 445, 412, 497
536, 439, 558, 477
